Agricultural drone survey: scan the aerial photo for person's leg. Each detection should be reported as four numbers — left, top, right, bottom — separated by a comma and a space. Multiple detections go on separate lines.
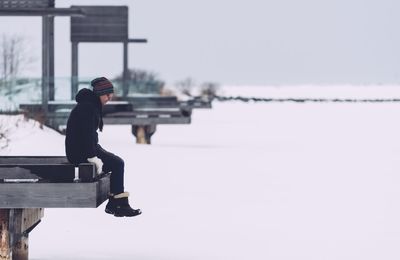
96, 145, 141, 217
96, 145, 124, 195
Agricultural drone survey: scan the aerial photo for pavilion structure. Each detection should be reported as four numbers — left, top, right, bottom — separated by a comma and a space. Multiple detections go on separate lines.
0, 0, 84, 113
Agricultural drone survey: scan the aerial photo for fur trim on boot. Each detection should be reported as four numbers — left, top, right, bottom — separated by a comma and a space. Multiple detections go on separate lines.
114, 192, 130, 199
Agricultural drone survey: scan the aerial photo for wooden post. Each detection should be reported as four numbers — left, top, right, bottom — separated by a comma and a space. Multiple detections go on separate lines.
131, 125, 156, 145
122, 41, 129, 97
0, 209, 11, 260
136, 126, 147, 144
42, 16, 50, 115
145, 125, 156, 144
71, 42, 79, 100
48, 16, 55, 101
0, 209, 43, 260
12, 235, 28, 260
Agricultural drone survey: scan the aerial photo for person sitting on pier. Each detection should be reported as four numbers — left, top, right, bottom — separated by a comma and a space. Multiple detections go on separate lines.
65, 77, 141, 217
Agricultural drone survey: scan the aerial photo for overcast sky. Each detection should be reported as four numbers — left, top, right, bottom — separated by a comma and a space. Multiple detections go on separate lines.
0, 0, 399, 86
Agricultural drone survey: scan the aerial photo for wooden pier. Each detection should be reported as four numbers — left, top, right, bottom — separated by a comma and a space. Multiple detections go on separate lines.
0, 156, 110, 260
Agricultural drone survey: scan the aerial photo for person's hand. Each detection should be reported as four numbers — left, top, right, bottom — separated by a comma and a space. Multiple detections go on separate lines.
87, 156, 103, 175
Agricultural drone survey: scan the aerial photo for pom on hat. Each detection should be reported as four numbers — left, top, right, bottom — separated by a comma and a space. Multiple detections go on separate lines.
91, 77, 114, 96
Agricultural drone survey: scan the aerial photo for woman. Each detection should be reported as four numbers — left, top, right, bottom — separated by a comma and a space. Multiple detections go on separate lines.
65, 77, 141, 217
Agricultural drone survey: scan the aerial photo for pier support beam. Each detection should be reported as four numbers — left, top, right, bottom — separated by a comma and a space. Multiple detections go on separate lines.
132, 125, 156, 144
0, 209, 44, 260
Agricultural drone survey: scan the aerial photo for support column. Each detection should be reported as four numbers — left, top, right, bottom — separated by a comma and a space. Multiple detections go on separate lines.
12, 235, 28, 260
122, 41, 129, 97
42, 16, 50, 114
136, 126, 146, 144
48, 16, 55, 101
71, 42, 78, 100
0, 209, 43, 260
0, 210, 11, 260
131, 125, 157, 144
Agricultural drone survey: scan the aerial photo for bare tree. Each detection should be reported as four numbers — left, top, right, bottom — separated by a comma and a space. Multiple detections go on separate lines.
0, 34, 36, 95
175, 77, 196, 97
200, 82, 220, 99
114, 69, 165, 96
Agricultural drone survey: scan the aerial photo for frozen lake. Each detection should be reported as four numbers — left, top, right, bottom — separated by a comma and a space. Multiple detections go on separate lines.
1, 85, 400, 260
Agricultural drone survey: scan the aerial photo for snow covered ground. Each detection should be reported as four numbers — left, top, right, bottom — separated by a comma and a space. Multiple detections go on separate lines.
2, 85, 400, 259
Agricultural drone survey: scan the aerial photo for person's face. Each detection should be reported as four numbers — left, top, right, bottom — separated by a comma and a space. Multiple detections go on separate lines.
99, 93, 113, 105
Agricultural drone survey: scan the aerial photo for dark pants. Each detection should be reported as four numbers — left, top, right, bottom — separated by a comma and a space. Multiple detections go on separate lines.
96, 145, 124, 195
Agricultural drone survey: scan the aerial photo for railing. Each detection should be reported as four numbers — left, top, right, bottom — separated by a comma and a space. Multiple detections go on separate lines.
0, 77, 165, 112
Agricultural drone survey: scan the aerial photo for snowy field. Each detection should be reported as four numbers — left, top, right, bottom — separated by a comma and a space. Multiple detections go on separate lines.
2, 85, 400, 259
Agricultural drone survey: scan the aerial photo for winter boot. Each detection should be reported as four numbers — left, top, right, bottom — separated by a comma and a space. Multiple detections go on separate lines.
105, 192, 142, 217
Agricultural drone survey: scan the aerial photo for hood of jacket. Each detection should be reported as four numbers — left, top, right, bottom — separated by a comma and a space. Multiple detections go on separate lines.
75, 88, 104, 131
75, 88, 100, 105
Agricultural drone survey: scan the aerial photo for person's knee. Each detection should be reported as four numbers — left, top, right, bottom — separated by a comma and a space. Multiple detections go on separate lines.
104, 155, 124, 173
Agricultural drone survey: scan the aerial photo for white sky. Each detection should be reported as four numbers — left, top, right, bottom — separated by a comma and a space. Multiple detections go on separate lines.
0, 0, 399, 85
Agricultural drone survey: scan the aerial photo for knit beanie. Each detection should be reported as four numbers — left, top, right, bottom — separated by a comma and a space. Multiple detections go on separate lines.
91, 77, 114, 96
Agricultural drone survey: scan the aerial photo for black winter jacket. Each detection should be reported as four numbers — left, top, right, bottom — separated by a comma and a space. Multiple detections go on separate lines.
65, 88, 104, 164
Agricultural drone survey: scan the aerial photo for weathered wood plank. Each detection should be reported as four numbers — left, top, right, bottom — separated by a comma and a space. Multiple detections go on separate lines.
0, 209, 43, 260
71, 5, 127, 16
9, 208, 43, 249
21, 102, 135, 114
21, 100, 191, 115
0, 0, 53, 8
97, 176, 111, 206
6, 210, 17, 252
0, 8, 84, 17
20, 209, 43, 235
0, 175, 110, 208
102, 103, 133, 114
78, 163, 95, 183
70, 6, 128, 42
26, 114, 190, 129
104, 109, 184, 117
135, 127, 146, 144
21, 97, 186, 111
0, 168, 40, 181
12, 234, 28, 260
0, 209, 11, 260
0, 165, 74, 182
127, 38, 147, 43
124, 96, 179, 108
0, 161, 95, 183
103, 116, 191, 125
0, 157, 68, 164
